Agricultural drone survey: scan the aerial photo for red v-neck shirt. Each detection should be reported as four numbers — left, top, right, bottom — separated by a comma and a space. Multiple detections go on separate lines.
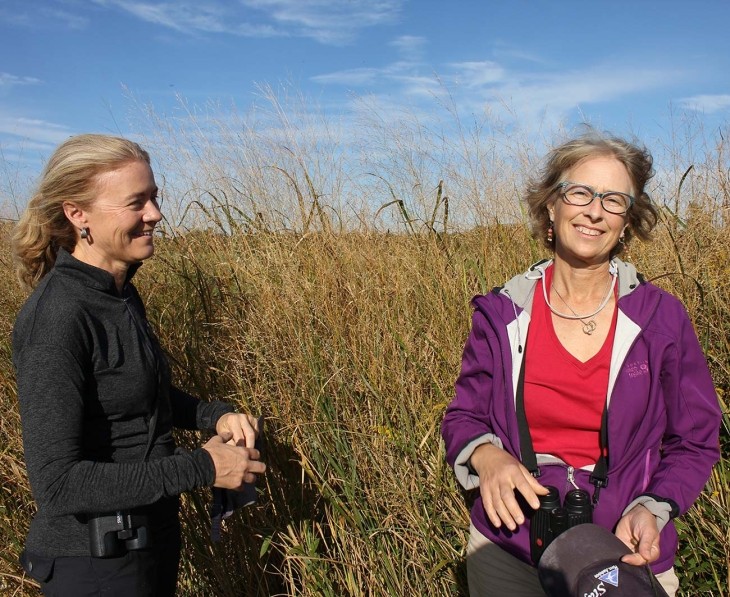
523, 265, 618, 468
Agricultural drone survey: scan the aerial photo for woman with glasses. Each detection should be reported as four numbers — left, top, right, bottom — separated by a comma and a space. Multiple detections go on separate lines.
12, 134, 266, 596
442, 133, 720, 596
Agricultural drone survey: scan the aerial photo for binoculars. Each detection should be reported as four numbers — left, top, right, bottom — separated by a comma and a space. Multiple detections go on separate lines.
530, 485, 592, 564
88, 511, 149, 558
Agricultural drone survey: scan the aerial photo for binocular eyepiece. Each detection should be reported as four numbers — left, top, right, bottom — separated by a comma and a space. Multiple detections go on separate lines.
529, 485, 592, 564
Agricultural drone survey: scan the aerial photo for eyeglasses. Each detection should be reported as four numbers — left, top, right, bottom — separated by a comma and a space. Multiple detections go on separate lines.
557, 182, 634, 215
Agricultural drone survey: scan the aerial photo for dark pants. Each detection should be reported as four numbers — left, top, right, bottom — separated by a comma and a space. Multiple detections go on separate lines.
36, 545, 179, 597
23, 501, 181, 597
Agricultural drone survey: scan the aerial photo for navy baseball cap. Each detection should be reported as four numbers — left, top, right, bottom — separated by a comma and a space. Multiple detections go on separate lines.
537, 524, 669, 596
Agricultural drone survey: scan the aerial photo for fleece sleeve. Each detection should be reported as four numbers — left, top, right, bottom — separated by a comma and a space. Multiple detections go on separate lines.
16, 342, 217, 517
641, 306, 721, 516
169, 385, 234, 431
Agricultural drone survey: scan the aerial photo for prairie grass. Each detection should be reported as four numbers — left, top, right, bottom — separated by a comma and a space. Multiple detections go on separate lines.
0, 98, 727, 595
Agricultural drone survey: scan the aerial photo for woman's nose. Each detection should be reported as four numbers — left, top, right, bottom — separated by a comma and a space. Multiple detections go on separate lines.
144, 200, 163, 223
585, 194, 605, 218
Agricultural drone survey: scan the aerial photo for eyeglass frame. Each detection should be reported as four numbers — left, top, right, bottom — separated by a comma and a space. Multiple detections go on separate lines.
556, 181, 635, 215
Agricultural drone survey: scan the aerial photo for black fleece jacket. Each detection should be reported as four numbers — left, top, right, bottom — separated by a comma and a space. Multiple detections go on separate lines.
12, 249, 233, 557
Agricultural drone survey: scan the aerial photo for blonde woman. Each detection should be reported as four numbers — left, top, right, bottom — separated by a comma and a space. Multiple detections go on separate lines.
13, 134, 265, 596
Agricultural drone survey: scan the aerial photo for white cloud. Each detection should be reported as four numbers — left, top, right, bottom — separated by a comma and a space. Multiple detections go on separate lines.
492, 44, 550, 67
447, 61, 505, 87
44, 8, 89, 30
0, 2, 89, 29
311, 58, 415, 88
314, 57, 684, 136
678, 94, 730, 114
240, 0, 404, 44
0, 116, 73, 145
312, 68, 381, 86
0, 73, 42, 89
91, 0, 283, 37
393, 73, 442, 99
90, 0, 403, 43
312, 62, 445, 105
469, 66, 679, 130
389, 35, 425, 61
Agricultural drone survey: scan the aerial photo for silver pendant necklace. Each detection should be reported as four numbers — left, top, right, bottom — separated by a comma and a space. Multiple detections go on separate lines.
544, 273, 616, 335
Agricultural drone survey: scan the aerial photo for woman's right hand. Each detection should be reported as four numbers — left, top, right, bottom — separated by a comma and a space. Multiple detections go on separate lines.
470, 443, 548, 531
202, 433, 267, 490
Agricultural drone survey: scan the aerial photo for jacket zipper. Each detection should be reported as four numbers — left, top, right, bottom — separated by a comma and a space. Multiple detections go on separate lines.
566, 465, 579, 490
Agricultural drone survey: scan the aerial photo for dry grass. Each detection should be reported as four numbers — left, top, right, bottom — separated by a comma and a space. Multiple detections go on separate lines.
0, 98, 728, 595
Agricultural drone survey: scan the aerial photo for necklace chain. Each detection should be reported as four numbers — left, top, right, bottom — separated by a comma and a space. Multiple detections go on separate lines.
544, 273, 616, 335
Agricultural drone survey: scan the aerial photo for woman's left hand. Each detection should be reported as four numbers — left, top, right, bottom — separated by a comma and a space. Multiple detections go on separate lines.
615, 504, 660, 566
215, 413, 260, 448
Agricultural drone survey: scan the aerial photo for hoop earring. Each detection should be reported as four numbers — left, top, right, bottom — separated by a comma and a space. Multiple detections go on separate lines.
80, 227, 90, 240
547, 222, 554, 243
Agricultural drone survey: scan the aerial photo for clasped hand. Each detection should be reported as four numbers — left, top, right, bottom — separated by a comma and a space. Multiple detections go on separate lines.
203, 413, 266, 490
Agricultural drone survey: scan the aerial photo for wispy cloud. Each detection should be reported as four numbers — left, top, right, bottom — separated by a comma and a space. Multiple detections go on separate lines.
0, 73, 42, 89
43, 8, 89, 29
492, 43, 551, 67
91, 0, 283, 37
467, 65, 681, 131
0, 116, 73, 147
495, 66, 674, 111
446, 61, 505, 88
242, 0, 404, 44
678, 94, 730, 114
313, 55, 683, 134
0, 2, 89, 29
389, 35, 425, 61
311, 60, 442, 102
311, 34, 436, 98
312, 68, 382, 86
89, 0, 403, 43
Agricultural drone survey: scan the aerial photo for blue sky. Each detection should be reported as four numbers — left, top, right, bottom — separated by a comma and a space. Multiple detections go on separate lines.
2, 0, 730, 184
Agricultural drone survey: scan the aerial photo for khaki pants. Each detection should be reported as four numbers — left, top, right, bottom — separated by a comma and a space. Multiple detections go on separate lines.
466, 523, 679, 597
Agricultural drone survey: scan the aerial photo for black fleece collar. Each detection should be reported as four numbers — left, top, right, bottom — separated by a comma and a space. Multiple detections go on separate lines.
54, 248, 142, 296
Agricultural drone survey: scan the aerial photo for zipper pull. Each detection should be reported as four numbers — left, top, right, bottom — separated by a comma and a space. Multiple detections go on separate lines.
567, 466, 579, 489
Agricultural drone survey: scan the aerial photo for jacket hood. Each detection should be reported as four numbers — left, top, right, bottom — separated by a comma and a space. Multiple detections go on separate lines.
472, 258, 659, 328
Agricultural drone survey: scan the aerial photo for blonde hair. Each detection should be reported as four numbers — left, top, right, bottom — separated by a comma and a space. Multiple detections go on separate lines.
12, 134, 150, 290
525, 132, 658, 256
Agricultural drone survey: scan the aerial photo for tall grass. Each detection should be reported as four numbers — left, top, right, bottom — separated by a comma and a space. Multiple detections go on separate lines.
0, 96, 727, 595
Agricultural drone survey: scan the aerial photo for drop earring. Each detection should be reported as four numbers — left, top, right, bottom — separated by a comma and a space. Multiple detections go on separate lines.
547, 222, 554, 243
619, 232, 631, 260
80, 227, 90, 240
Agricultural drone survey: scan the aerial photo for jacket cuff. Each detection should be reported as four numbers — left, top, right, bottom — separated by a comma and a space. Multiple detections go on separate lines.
200, 401, 236, 431
621, 494, 676, 532
190, 447, 217, 486
453, 434, 504, 490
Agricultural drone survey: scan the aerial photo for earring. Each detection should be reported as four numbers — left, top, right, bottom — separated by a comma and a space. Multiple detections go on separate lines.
619, 233, 631, 260
80, 227, 89, 240
547, 222, 554, 243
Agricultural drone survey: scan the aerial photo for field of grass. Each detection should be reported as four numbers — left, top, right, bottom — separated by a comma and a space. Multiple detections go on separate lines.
0, 105, 727, 595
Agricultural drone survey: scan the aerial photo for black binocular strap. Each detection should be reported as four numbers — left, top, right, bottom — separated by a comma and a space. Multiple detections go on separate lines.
589, 407, 609, 503
514, 341, 609, 503
515, 351, 539, 477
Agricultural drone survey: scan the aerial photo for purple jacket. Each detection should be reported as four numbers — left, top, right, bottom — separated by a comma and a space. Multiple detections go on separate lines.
442, 259, 721, 573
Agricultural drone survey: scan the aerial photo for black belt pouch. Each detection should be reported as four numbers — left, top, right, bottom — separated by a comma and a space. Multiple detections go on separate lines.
20, 548, 56, 583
